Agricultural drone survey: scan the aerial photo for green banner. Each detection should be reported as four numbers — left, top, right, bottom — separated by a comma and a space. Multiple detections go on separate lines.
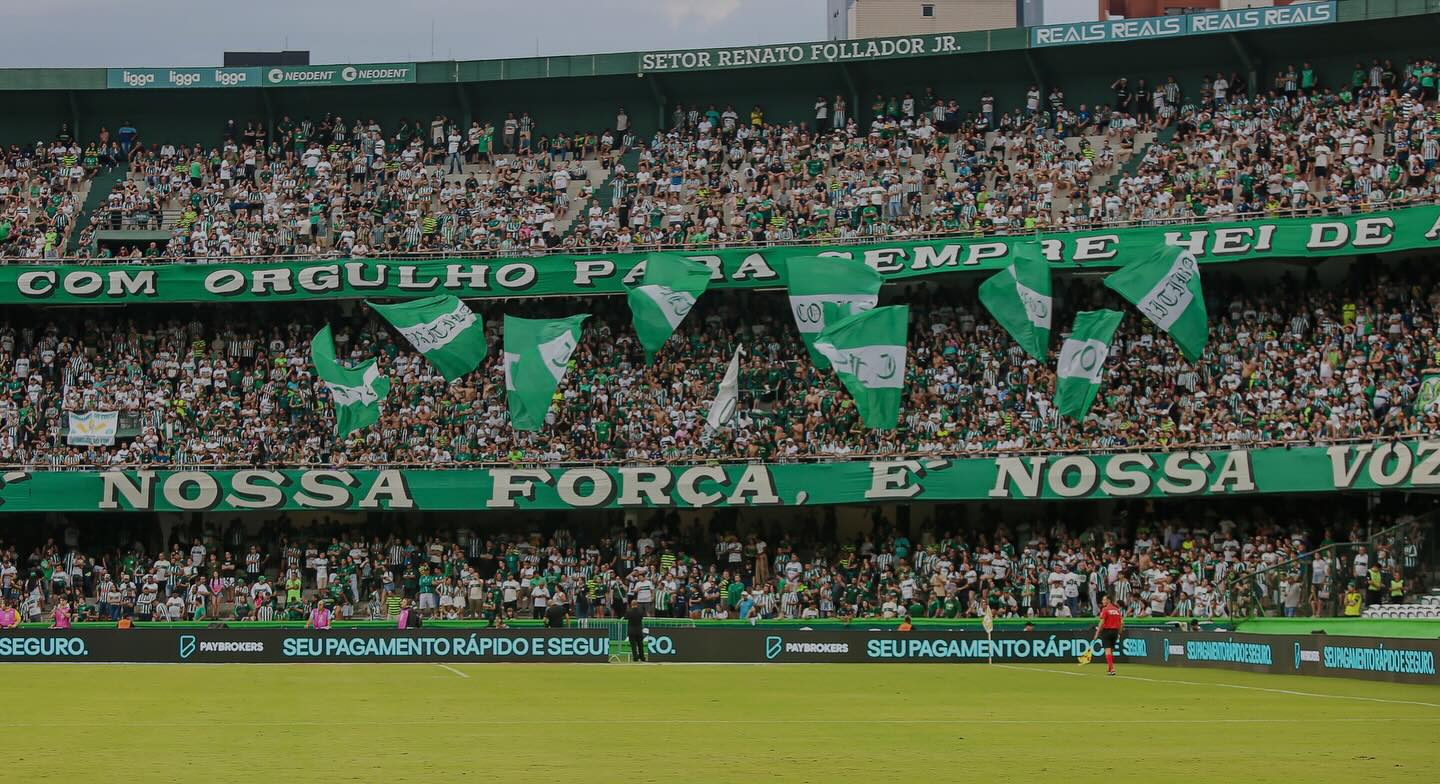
262, 63, 415, 87
8, 207, 1440, 305
0, 441, 1434, 512
106, 67, 261, 89
104, 63, 415, 90
1029, 1, 1335, 47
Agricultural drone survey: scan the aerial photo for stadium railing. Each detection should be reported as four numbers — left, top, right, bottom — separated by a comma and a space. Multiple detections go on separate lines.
2, 200, 1430, 266
1223, 512, 1437, 619
0, 434, 1425, 471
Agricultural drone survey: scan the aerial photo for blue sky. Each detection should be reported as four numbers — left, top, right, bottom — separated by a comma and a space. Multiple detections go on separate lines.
2, 0, 827, 67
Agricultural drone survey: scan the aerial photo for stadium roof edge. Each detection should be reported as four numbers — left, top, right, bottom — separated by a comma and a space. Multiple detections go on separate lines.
0, 0, 1434, 92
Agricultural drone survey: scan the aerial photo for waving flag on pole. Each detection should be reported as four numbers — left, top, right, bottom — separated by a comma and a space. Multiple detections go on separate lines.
1415, 372, 1440, 413
1103, 245, 1208, 362
786, 256, 883, 369
367, 295, 486, 382
310, 325, 391, 436
705, 346, 744, 431
815, 305, 909, 430
1055, 310, 1124, 420
978, 244, 1052, 361
627, 253, 712, 363
503, 314, 588, 431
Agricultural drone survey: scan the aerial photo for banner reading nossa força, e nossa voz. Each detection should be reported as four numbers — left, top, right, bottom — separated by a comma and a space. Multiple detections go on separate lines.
0, 440, 1435, 512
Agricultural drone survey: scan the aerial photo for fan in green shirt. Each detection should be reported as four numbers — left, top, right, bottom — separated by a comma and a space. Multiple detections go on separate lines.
726, 581, 744, 608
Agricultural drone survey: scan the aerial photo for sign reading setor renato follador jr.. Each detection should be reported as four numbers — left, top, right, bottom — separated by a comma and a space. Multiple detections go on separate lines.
641, 33, 965, 72
0, 441, 1435, 512
3, 207, 1438, 305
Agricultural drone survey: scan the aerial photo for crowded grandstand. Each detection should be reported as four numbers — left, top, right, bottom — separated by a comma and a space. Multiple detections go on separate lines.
3, 4, 1440, 782
0, 1, 1436, 638
5, 57, 1440, 262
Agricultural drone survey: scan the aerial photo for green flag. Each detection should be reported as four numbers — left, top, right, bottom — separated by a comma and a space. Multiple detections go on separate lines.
786, 256, 883, 369
310, 325, 391, 436
503, 314, 588, 431
1103, 245, 1208, 362
977, 244, 1052, 361
626, 253, 712, 363
815, 305, 908, 430
366, 294, 486, 382
1416, 372, 1440, 413
1055, 309, 1124, 421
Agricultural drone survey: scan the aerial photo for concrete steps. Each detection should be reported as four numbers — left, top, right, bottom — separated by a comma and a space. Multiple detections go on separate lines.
66, 166, 123, 252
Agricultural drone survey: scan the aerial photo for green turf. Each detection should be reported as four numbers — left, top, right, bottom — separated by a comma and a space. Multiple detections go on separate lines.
6, 663, 1436, 782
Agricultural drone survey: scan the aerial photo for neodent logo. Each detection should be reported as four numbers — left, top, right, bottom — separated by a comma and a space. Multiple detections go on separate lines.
270, 69, 337, 84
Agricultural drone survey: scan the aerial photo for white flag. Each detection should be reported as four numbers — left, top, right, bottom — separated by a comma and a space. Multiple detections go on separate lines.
67, 411, 119, 446
705, 347, 743, 431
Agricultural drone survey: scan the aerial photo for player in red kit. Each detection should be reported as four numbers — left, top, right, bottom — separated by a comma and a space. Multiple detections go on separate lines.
1093, 594, 1124, 676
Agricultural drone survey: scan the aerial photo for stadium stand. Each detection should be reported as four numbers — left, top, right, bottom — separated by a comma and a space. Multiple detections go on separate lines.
0, 7, 1437, 631
5, 57, 1440, 262
0, 263, 1436, 466
1, 499, 1427, 623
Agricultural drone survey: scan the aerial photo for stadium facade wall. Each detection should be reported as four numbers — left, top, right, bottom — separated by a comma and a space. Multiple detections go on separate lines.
1, 3, 1437, 146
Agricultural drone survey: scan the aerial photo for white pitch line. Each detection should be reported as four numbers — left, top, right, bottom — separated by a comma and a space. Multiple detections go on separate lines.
999, 664, 1440, 708
1112, 672, 1440, 708
992, 663, 1084, 677
0, 717, 1434, 729
436, 664, 470, 679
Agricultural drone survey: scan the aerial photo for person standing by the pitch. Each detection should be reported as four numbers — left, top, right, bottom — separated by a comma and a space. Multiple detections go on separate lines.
1093, 594, 1124, 676
625, 601, 646, 662
307, 600, 332, 630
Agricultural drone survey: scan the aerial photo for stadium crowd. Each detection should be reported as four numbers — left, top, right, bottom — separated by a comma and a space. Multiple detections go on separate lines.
0, 263, 1436, 468
0, 503, 1425, 624
3, 57, 1440, 262
1, 56, 1437, 627
0, 128, 95, 259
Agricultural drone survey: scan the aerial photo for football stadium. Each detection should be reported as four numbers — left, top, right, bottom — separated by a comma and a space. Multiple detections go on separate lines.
2, 0, 1439, 780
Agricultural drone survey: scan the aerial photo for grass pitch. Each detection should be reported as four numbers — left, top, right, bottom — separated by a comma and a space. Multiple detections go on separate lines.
6, 663, 1436, 782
